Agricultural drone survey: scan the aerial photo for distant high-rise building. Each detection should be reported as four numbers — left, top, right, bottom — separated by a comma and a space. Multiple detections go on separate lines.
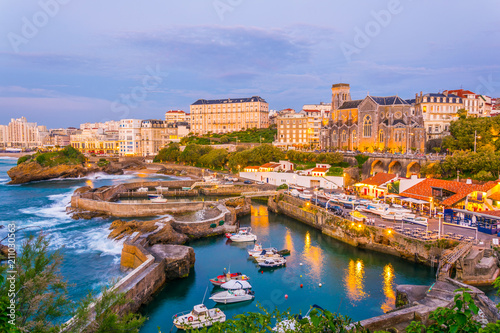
119, 119, 142, 156
6, 117, 43, 149
190, 96, 269, 135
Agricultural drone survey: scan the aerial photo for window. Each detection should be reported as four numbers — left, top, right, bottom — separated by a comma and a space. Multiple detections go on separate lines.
333, 130, 337, 142
378, 130, 384, 143
342, 130, 347, 142
363, 116, 372, 137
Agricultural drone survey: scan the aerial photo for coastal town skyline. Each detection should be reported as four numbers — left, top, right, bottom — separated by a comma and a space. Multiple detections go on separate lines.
2, 1, 500, 128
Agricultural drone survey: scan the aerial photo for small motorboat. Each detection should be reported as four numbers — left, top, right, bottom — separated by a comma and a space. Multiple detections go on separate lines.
290, 189, 300, 197
349, 211, 366, 222
209, 289, 255, 304
173, 304, 226, 330
253, 251, 283, 263
298, 190, 313, 200
228, 227, 257, 242
150, 195, 168, 203
136, 187, 148, 193
258, 257, 286, 268
220, 280, 252, 290
209, 271, 250, 286
247, 243, 278, 257
402, 216, 428, 226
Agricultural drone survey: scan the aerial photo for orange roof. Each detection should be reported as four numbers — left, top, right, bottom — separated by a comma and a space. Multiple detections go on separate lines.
361, 173, 397, 186
445, 89, 476, 98
311, 167, 329, 173
260, 163, 280, 168
488, 192, 500, 201
166, 110, 186, 114
400, 178, 499, 206
244, 166, 260, 170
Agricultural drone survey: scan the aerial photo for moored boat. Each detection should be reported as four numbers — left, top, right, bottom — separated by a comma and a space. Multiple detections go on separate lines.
259, 257, 286, 268
173, 304, 226, 330
228, 227, 257, 242
298, 190, 313, 200
136, 187, 148, 192
209, 289, 255, 304
209, 271, 250, 286
247, 243, 278, 257
150, 195, 168, 203
402, 216, 428, 226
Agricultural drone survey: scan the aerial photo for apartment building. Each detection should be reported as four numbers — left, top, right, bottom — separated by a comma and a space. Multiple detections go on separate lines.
70, 129, 119, 155
303, 109, 330, 148
140, 119, 165, 157
190, 96, 269, 135
414, 92, 462, 140
444, 89, 492, 118
6, 117, 44, 149
80, 120, 120, 132
165, 122, 190, 142
165, 110, 189, 125
119, 119, 143, 156
274, 111, 308, 149
0, 125, 7, 148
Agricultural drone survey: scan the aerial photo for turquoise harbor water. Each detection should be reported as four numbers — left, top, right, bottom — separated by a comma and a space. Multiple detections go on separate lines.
0, 156, 496, 332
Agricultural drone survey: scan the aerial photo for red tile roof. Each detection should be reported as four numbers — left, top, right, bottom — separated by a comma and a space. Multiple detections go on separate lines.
260, 163, 281, 168
361, 173, 397, 186
311, 167, 329, 173
444, 89, 476, 98
400, 178, 499, 206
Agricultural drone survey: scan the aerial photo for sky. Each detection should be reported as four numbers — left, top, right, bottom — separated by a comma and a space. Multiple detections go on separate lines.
1, 0, 499, 128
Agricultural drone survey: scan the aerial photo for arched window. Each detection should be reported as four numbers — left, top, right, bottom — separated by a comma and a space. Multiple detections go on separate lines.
333, 130, 337, 142
352, 130, 357, 142
378, 130, 384, 143
342, 130, 347, 142
363, 116, 372, 137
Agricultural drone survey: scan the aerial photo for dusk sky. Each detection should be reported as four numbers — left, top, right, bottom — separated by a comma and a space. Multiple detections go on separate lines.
1, 0, 499, 128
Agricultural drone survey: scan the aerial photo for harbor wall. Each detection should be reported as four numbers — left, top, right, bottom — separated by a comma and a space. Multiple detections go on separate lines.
268, 194, 447, 265
71, 196, 211, 217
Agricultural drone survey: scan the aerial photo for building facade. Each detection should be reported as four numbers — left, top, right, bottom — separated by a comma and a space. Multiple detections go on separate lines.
414, 92, 462, 140
274, 111, 308, 149
444, 89, 491, 118
119, 119, 143, 156
6, 117, 43, 149
70, 129, 119, 155
140, 119, 165, 157
190, 96, 269, 135
321, 84, 425, 153
165, 110, 189, 125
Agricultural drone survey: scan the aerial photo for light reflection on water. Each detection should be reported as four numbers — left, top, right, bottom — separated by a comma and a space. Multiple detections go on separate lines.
302, 231, 324, 282
251, 205, 269, 235
381, 264, 396, 313
344, 259, 368, 304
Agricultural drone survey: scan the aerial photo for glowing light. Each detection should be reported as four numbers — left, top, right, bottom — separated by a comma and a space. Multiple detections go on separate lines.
387, 229, 392, 234
381, 264, 396, 313
302, 231, 323, 280
251, 205, 269, 235
344, 259, 368, 303
85, 179, 94, 188
358, 224, 362, 228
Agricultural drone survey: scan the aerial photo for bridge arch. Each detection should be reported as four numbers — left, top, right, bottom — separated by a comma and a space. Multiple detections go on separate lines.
406, 161, 421, 178
370, 160, 385, 175
388, 161, 402, 175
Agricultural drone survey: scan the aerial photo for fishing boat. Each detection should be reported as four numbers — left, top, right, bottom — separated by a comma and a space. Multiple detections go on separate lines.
259, 257, 286, 268
227, 227, 257, 242
172, 304, 226, 330
298, 190, 313, 200
209, 288, 255, 304
349, 211, 366, 222
209, 271, 250, 286
402, 216, 428, 226
136, 187, 148, 193
247, 244, 278, 257
150, 195, 168, 203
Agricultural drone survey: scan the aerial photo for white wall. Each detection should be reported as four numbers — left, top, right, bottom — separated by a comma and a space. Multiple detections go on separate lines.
239, 171, 343, 189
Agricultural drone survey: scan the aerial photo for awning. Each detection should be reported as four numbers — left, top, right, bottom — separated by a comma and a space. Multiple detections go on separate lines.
400, 197, 428, 204
385, 194, 400, 198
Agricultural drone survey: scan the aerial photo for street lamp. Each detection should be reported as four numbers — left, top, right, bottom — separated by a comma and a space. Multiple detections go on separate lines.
474, 130, 481, 153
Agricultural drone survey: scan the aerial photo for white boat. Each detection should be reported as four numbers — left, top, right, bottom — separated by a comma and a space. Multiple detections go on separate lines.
259, 257, 286, 268
229, 227, 257, 242
253, 252, 283, 263
380, 211, 403, 221
299, 190, 313, 200
367, 205, 388, 216
136, 187, 148, 192
209, 289, 255, 304
402, 216, 428, 226
150, 195, 168, 203
338, 195, 360, 209
247, 244, 278, 257
173, 304, 226, 330
290, 189, 300, 197
221, 280, 252, 290
155, 186, 168, 192
390, 204, 412, 214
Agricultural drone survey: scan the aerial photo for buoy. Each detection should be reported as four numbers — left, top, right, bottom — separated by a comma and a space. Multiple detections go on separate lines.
300, 284, 303, 288
300, 275, 302, 278
299, 263, 303, 266
319, 283, 322, 287
261, 271, 264, 274
285, 294, 288, 299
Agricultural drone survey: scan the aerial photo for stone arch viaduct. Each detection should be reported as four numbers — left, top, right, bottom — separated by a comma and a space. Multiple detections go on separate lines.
344, 154, 444, 179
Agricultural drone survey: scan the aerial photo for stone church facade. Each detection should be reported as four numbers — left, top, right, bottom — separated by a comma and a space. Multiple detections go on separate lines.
320, 83, 425, 153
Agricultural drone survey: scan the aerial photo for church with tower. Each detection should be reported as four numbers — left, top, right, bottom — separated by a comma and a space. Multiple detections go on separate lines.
320, 83, 425, 153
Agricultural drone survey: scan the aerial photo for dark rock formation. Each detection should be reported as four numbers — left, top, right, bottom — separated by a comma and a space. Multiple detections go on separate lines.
7, 162, 94, 184
149, 244, 195, 279
68, 208, 109, 220
108, 219, 188, 244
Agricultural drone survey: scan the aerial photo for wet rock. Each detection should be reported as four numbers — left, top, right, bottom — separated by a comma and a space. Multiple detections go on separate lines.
149, 244, 195, 280
0, 244, 9, 260
68, 208, 109, 220
108, 219, 188, 244
7, 162, 93, 184
108, 220, 158, 240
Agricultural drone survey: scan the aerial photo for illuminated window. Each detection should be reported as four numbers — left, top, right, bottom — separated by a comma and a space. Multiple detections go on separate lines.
363, 116, 372, 137
378, 130, 384, 143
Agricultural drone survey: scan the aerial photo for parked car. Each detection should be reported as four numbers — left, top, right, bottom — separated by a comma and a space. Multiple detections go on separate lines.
329, 205, 344, 216
257, 181, 265, 185
244, 180, 252, 184
224, 181, 233, 185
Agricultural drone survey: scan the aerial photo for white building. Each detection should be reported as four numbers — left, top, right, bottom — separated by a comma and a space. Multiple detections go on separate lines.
444, 89, 492, 118
80, 120, 120, 132
0, 125, 7, 148
239, 171, 344, 189
119, 119, 143, 156
6, 117, 43, 149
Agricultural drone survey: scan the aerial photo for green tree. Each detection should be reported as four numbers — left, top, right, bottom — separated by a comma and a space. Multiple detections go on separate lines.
154, 143, 181, 163
228, 144, 285, 171
199, 149, 229, 169
179, 144, 213, 165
